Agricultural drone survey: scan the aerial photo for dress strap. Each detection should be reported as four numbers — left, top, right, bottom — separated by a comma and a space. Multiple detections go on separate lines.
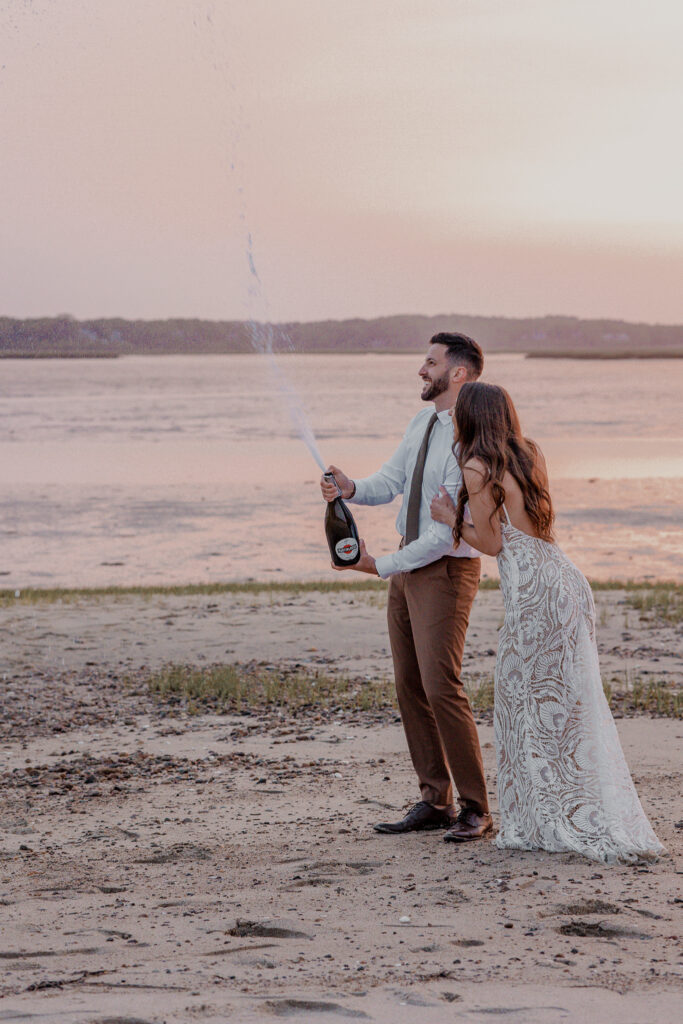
501, 503, 512, 526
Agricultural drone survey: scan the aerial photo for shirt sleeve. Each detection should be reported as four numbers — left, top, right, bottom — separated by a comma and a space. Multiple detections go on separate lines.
374, 454, 462, 578
348, 430, 410, 506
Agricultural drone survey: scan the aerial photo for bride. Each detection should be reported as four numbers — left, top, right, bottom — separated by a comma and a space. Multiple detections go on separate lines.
431, 382, 664, 864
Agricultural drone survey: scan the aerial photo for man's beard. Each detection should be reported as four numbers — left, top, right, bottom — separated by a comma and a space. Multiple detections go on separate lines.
421, 370, 450, 402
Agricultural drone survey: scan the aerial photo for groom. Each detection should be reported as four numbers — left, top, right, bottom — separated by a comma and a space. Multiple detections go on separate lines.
320, 333, 491, 842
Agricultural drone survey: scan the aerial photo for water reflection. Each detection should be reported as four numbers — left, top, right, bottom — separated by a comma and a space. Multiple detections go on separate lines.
0, 354, 681, 585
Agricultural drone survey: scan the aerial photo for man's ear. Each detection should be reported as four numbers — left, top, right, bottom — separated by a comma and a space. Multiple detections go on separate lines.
452, 364, 467, 384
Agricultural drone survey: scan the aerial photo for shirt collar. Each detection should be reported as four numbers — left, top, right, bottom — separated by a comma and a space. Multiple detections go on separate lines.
436, 408, 453, 425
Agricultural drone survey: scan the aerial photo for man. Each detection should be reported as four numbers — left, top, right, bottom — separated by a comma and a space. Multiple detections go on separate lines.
320, 333, 491, 843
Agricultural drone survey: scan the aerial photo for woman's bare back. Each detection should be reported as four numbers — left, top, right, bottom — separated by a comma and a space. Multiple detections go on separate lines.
498, 452, 550, 541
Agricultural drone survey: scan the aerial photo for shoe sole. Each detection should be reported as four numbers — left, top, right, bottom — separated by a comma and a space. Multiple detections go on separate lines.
373, 822, 451, 834
443, 826, 494, 843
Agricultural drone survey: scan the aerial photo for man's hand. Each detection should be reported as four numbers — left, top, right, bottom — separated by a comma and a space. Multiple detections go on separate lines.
320, 465, 355, 502
332, 539, 378, 575
430, 485, 457, 528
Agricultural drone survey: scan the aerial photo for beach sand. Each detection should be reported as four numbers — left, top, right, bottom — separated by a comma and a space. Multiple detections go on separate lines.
0, 586, 681, 1023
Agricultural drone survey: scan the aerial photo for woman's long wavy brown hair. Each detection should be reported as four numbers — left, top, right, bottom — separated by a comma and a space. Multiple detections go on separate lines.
451, 382, 555, 545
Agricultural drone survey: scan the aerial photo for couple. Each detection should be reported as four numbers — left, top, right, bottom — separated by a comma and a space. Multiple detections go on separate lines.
320, 332, 664, 863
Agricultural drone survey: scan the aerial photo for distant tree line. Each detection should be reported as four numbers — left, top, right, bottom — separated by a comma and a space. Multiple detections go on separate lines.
0, 313, 681, 358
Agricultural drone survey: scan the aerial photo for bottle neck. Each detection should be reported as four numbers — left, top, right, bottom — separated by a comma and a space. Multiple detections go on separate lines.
324, 472, 342, 498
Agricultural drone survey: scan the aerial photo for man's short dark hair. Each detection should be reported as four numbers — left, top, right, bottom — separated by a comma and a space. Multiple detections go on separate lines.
430, 332, 484, 380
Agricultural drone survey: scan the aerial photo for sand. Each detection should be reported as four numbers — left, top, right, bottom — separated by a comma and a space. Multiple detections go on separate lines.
2, 586, 681, 689
0, 587, 681, 1023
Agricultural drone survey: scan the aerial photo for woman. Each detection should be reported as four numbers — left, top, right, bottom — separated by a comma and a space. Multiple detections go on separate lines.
431, 382, 664, 863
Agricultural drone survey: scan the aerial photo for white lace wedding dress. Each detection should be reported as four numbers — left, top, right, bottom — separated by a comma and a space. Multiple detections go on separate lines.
494, 506, 665, 863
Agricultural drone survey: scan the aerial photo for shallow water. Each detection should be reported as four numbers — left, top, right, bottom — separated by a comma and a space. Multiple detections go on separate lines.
0, 353, 681, 586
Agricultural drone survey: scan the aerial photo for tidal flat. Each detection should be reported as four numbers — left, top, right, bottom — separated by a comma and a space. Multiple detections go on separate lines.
1, 354, 682, 591
0, 583, 681, 1021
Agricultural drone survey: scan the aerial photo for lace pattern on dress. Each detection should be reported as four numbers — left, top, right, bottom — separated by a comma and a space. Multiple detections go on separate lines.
494, 511, 665, 864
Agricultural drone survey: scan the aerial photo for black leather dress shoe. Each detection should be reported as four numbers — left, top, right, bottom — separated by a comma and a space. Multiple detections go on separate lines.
443, 807, 493, 842
374, 801, 454, 834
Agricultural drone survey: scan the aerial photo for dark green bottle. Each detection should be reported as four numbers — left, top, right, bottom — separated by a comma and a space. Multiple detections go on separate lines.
324, 472, 361, 567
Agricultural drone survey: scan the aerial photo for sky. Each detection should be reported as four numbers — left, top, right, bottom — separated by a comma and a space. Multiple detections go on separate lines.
0, 0, 681, 324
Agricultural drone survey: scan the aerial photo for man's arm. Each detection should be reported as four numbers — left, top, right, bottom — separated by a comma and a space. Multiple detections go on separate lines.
320, 430, 411, 506
350, 438, 408, 506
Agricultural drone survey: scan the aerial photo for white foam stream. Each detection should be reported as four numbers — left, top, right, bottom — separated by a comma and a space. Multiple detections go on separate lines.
191, 5, 328, 474
244, 238, 327, 473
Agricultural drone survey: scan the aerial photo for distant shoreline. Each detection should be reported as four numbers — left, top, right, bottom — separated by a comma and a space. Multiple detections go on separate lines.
2, 312, 682, 360
526, 349, 683, 359
0, 351, 119, 359
2, 349, 682, 360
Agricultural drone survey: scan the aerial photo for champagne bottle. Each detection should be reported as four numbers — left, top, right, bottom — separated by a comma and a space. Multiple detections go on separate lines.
324, 472, 361, 567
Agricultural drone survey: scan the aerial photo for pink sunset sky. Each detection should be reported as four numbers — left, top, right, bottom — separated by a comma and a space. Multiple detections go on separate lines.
1, 0, 681, 324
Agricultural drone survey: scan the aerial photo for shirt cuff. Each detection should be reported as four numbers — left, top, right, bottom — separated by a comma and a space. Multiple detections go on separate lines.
347, 479, 363, 503
375, 552, 399, 579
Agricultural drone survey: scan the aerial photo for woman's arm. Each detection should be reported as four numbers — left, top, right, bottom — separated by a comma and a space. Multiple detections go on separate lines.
459, 521, 482, 550
429, 484, 490, 552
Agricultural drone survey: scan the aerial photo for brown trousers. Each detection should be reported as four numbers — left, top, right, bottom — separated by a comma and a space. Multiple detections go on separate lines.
387, 555, 489, 815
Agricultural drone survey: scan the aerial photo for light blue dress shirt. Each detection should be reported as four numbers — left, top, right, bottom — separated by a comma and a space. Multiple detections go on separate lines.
349, 406, 480, 578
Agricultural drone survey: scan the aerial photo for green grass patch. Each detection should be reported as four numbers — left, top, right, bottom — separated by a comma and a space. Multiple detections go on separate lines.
624, 585, 683, 623
463, 671, 680, 718
148, 662, 498, 715
0, 580, 389, 607
1, 578, 680, 607
467, 675, 495, 712
145, 662, 681, 719
592, 579, 681, 593
146, 662, 396, 713
604, 675, 683, 719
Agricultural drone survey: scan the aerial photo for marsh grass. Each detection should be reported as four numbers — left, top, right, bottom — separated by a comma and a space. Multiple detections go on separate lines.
146, 662, 681, 719
0, 580, 389, 607
467, 675, 495, 712
467, 670, 682, 718
147, 661, 499, 714
146, 663, 497, 715
147, 662, 397, 713
624, 586, 683, 623
1, 578, 679, 607
603, 668, 682, 719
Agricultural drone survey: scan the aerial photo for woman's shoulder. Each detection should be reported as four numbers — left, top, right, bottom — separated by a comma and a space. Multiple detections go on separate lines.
463, 456, 487, 475
462, 457, 489, 495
